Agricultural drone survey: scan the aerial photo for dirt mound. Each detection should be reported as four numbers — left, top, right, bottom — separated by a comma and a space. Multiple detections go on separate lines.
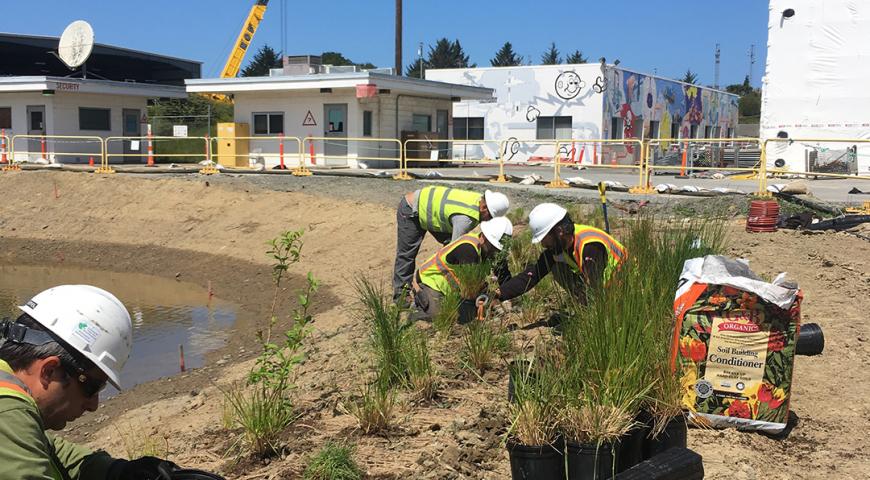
0, 171, 867, 479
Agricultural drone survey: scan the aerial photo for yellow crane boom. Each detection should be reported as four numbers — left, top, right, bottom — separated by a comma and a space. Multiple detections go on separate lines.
221, 0, 270, 78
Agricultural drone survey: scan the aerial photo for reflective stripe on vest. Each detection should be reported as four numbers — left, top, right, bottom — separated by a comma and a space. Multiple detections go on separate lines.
418, 234, 481, 295
417, 186, 481, 233
0, 365, 66, 480
569, 225, 626, 277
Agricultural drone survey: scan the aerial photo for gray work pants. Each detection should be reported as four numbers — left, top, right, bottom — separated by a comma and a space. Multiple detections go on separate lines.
392, 198, 451, 300
412, 283, 443, 320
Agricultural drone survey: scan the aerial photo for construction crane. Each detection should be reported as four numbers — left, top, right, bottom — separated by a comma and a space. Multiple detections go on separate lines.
221, 0, 270, 79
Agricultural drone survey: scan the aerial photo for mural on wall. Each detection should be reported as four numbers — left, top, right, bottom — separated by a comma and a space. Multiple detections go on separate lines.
603, 68, 739, 151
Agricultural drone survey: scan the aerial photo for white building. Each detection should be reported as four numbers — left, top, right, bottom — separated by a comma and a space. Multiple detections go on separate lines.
427, 64, 739, 165
185, 66, 493, 169
761, 0, 870, 175
0, 76, 186, 163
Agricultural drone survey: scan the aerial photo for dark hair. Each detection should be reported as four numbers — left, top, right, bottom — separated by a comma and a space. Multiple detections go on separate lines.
0, 314, 90, 373
555, 212, 573, 235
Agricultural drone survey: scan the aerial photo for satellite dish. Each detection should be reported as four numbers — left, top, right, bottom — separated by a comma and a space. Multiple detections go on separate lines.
58, 20, 94, 69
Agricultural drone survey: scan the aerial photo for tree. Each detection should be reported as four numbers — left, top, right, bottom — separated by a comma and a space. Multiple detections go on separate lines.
240, 45, 282, 77
321, 51, 377, 70
681, 69, 698, 85
490, 42, 523, 67
726, 75, 754, 96
739, 90, 762, 117
541, 42, 561, 65
406, 38, 475, 78
565, 50, 588, 64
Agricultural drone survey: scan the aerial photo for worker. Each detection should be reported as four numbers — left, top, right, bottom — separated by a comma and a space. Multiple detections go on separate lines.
412, 217, 513, 319
0, 285, 178, 480
496, 203, 626, 304
393, 186, 510, 301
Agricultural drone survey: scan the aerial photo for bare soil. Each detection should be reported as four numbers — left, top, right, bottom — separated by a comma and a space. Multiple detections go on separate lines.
0, 170, 867, 479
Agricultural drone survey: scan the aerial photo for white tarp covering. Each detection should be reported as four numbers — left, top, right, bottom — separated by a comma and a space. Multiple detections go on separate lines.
761, 0, 870, 175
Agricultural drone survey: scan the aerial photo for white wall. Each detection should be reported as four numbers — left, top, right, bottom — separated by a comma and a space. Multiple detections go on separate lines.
0, 91, 150, 163
427, 64, 604, 164
232, 90, 454, 169
761, 0, 870, 174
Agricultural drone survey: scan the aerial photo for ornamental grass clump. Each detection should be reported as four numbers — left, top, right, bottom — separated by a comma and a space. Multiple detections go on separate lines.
451, 261, 494, 300
222, 378, 296, 458
343, 380, 397, 435
303, 442, 363, 480
462, 318, 511, 373
506, 346, 564, 447
432, 287, 461, 337
404, 326, 439, 401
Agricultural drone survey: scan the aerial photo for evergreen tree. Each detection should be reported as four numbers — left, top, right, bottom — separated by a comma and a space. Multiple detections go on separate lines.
407, 38, 475, 78
726, 76, 754, 96
490, 42, 523, 67
405, 58, 428, 78
541, 42, 561, 65
240, 45, 282, 77
565, 50, 588, 64
681, 69, 699, 85
321, 51, 377, 70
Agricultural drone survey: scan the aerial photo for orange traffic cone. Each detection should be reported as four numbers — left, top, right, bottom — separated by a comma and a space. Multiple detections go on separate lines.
88, 157, 94, 167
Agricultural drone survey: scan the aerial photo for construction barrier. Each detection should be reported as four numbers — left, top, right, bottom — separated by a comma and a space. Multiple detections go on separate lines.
644, 138, 763, 193
303, 136, 402, 170
0, 130, 10, 171
760, 137, 870, 195
9, 135, 105, 170
401, 139, 504, 181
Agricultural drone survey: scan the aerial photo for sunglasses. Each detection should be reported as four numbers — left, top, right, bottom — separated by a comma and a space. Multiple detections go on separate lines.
63, 365, 108, 398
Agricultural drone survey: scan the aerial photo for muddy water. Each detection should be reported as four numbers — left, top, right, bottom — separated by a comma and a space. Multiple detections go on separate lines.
0, 265, 246, 396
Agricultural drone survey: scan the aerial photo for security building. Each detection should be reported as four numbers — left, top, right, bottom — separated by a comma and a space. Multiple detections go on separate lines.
0, 33, 197, 163
185, 56, 493, 168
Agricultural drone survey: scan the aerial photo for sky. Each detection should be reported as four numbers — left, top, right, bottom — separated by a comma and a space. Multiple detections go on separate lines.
1, 0, 769, 88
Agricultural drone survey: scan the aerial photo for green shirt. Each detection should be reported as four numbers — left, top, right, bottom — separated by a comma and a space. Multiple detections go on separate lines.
0, 360, 119, 480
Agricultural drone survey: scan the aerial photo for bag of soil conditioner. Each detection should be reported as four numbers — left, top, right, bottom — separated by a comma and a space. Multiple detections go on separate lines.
672, 255, 802, 434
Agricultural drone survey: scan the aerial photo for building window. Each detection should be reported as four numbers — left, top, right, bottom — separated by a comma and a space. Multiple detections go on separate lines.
537, 116, 572, 140
79, 108, 110, 131
648, 120, 660, 139
363, 111, 373, 137
253, 112, 284, 135
671, 121, 680, 140
453, 117, 484, 140
0, 107, 10, 129
704, 126, 712, 139
412, 114, 431, 132
690, 124, 699, 139
609, 117, 624, 140
726, 127, 734, 138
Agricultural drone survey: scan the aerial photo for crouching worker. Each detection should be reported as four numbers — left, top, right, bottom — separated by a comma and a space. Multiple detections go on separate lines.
0, 285, 178, 480
412, 217, 513, 320
393, 186, 510, 301
496, 203, 625, 304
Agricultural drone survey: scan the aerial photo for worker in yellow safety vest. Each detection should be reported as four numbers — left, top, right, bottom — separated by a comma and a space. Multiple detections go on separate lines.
496, 203, 626, 305
393, 186, 510, 301
0, 285, 181, 480
413, 217, 514, 319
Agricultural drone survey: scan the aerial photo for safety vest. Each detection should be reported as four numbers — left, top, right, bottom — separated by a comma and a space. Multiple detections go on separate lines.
418, 234, 482, 295
564, 224, 626, 279
0, 361, 66, 480
417, 186, 481, 233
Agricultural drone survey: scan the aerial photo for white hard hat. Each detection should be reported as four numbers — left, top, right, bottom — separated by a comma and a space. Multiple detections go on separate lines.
19, 285, 133, 390
480, 217, 513, 251
483, 190, 510, 218
529, 203, 568, 244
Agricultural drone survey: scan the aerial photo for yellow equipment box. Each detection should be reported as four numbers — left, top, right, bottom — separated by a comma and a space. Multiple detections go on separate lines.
217, 123, 250, 167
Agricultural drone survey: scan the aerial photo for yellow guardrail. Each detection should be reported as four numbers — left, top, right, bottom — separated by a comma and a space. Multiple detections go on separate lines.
303, 136, 403, 177
401, 138, 505, 182
645, 137, 763, 192
10, 134, 106, 172
547, 139, 645, 190
760, 138, 870, 196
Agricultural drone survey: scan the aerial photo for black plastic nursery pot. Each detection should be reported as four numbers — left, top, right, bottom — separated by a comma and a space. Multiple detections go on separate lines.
458, 298, 478, 324
643, 415, 688, 460
617, 411, 651, 472
566, 441, 618, 480
170, 470, 226, 480
795, 323, 825, 356
507, 440, 565, 480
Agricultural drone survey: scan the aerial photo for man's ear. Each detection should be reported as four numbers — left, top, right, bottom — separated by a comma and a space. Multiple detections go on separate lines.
38, 356, 63, 388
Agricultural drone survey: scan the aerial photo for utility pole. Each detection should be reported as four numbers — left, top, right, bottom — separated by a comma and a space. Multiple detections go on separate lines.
418, 42, 423, 78
714, 43, 721, 89
395, 0, 402, 75
748, 44, 756, 86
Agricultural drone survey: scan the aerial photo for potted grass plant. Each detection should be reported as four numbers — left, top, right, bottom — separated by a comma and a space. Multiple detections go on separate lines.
505, 347, 565, 480
452, 261, 494, 324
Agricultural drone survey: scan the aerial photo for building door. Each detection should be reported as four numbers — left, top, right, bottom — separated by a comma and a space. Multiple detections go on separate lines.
323, 104, 348, 165
122, 109, 142, 163
26, 105, 46, 161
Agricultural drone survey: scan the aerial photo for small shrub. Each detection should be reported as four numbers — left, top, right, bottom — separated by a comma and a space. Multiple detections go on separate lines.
303, 442, 363, 480
222, 380, 295, 458
344, 381, 397, 435
462, 320, 510, 373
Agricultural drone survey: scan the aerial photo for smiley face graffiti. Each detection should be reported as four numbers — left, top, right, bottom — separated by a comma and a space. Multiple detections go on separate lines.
554, 71, 585, 100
